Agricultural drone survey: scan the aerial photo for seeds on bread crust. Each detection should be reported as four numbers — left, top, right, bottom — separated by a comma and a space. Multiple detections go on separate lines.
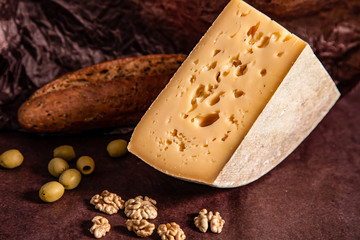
18, 54, 186, 132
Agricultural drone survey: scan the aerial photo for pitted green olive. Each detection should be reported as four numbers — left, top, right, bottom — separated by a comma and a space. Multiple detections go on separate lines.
48, 157, 69, 177
39, 181, 65, 202
53, 145, 76, 161
59, 168, 82, 190
0, 149, 24, 169
107, 139, 128, 158
76, 156, 95, 175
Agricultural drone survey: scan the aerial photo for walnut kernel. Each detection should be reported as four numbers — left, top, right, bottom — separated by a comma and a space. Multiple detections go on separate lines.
90, 190, 125, 215
124, 196, 157, 220
126, 219, 155, 238
208, 211, 225, 233
157, 222, 186, 240
194, 209, 225, 233
194, 209, 209, 232
90, 216, 111, 239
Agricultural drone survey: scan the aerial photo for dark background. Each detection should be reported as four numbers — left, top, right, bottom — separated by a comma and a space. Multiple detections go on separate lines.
0, 0, 359, 239
0, 0, 359, 130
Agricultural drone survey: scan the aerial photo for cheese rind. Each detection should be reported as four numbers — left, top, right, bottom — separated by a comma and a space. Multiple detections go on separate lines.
213, 44, 340, 187
128, 0, 340, 187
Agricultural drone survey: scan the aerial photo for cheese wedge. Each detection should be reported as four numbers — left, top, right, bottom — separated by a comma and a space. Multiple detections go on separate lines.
128, 0, 340, 187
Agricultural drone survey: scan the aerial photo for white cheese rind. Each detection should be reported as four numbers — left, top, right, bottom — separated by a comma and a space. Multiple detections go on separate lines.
213, 45, 340, 187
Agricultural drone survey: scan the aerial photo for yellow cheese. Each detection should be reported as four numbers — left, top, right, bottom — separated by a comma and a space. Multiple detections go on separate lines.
128, 0, 340, 187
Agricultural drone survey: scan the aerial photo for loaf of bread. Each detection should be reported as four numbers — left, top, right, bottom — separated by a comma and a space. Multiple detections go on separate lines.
17, 54, 186, 132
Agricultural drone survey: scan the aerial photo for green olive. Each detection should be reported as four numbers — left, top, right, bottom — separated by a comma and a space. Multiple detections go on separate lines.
107, 139, 128, 158
39, 181, 65, 202
0, 149, 24, 169
76, 156, 95, 175
59, 168, 82, 190
53, 145, 76, 161
48, 157, 69, 177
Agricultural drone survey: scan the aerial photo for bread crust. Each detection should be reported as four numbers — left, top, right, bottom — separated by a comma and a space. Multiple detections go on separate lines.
17, 54, 186, 132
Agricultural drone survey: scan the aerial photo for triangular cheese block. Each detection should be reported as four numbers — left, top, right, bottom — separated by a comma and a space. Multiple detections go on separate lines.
128, 0, 340, 187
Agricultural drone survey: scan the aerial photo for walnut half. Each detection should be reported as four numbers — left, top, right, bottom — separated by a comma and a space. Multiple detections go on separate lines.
194, 209, 209, 232
126, 219, 155, 238
157, 222, 186, 240
90, 190, 125, 215
124, 196, 158, 220
194, 209, 225, 233
90, 216, 111, 239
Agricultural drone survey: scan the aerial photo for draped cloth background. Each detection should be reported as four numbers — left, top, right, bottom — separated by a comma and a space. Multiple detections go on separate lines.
0, 0, 359, 239
0, 0, 359, 130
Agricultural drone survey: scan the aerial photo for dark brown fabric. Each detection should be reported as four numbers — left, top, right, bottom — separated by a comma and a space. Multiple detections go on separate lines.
0, 0, 359, 239
0, 0, 360, 129
0, 86, 359, 239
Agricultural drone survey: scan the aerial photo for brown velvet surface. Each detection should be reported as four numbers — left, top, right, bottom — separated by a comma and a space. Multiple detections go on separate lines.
0, 86, 359, 239
1, 0, 360, 239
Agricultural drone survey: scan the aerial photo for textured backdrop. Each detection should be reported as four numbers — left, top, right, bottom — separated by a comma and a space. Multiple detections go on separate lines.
0, 1, 359, 239
0, 0, 359, 129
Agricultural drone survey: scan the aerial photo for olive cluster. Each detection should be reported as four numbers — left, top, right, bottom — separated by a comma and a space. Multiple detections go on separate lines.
40, 139, 128, 203
39, 145, 95, 202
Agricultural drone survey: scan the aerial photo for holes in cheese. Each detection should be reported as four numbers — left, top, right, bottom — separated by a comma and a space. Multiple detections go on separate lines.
236, 63, 248, 76
213, 49, 221, 57
209, 91, 225, 106
283, 35, 292, 42
189, 75, 196, 84
196, 112, 220, 128
233, 89, 244, 98
216, 72, 221, 83
128, 0, 339, 187
247, 22, 260, 37
258, 36, 270, 48
260, 69, 267, 77
208, 61, 217, 70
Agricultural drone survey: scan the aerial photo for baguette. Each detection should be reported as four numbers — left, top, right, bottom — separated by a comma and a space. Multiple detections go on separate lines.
18, 54, 186, 133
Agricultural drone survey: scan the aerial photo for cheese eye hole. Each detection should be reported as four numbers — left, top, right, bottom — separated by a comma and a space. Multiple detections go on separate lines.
195, 84, 205, 98
258, 36, 270, 48
247, 22, 260, 37
209, 91, 225, 106
236, 64, 248, 76
197, 112, 220, 127
277, 52, 284, 57
213, 49, 221, 57
283, 35, 291, 42
223, 71, 230, 77
216, 72, 221, 83
233, 89, 245, 98
241, 10, 251, 16
182, 114, 189, 119
271, 32, 281, 41
208, 61, 217, 70
236, 9, 251, 16
260, 69, 267, 76
232, 57, 242, 67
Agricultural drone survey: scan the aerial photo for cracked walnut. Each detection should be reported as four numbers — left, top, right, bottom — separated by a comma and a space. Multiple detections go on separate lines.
158, 222, 186, 240
90, 216, 111, 239
194, 209, 225, 233
124, 196, 157, 220
126, 219, 155, 237
90, 190, 125, 215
